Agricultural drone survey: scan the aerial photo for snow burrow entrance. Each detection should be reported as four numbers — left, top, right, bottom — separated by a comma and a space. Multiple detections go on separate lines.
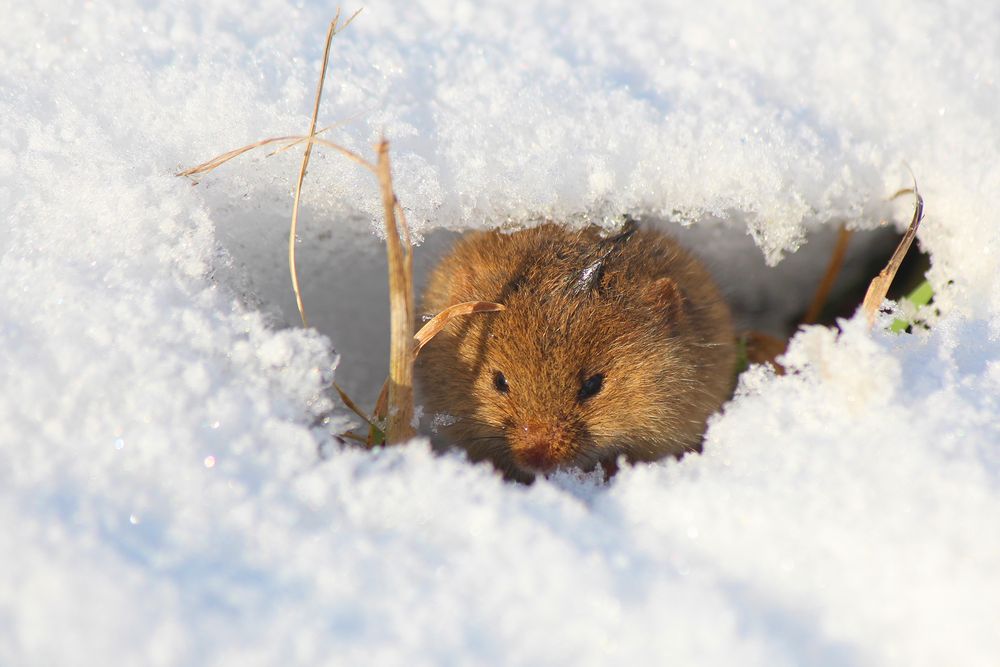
205, 187, 910, 407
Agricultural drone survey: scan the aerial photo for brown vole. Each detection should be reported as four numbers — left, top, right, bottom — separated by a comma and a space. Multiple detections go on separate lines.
415, 222, 736, 482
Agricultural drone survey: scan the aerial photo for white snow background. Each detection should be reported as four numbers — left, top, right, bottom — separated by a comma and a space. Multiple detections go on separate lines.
2, 1, 999, 665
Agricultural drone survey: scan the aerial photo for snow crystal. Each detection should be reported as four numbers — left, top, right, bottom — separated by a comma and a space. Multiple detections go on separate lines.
2, 0, 999, 665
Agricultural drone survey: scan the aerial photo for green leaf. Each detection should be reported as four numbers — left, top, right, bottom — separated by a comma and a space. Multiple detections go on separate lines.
890, 280, 933, 333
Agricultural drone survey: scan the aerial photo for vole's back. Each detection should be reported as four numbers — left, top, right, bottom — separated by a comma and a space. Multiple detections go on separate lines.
417, 224, 736, 481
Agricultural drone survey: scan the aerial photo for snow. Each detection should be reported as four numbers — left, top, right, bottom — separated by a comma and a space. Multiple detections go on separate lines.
2, 0, 999, 665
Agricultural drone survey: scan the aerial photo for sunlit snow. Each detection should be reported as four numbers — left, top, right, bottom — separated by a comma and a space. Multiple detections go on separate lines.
2, 1, 999, 665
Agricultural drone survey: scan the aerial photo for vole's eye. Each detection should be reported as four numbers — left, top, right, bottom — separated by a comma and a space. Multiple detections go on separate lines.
577, 373, 604, 401
493, 371, 510, 394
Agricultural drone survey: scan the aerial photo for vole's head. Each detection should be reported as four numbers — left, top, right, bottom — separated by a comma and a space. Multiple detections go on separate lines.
465, 276, 694, 478
418, 225, 712, 481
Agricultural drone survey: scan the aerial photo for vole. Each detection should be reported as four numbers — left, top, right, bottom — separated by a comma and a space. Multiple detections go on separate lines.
415, 222, 736, 482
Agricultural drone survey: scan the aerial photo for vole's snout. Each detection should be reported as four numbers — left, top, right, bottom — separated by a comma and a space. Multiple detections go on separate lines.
510, 420, 576, 473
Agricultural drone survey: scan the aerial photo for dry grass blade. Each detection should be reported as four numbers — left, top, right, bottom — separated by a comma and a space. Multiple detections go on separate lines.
377, 139, 416, 444
414, 301, 506, 356
369, 378, 390, 447
176, 130, 373, 179
372, 379, 389, 421
177, 135, 309, 177
267, 110, 368, 157
266, 125, 333, 157
334, 377, 387, 449
306, 137, 376, 172
288, 13, 345, 328
862, 187, 925, 328
339, 431, 370, 445
742, 331, 788, 374
178, 11, 417, 448
803, 223, 854, 324
394, 202, 412, 249
338, 7, 365, 31
333, 381, 377, 428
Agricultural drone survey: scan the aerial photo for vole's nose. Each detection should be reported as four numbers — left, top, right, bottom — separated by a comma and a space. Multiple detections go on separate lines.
511, 421, 562, 472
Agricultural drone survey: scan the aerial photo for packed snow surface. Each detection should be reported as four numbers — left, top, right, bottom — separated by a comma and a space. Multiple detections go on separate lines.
2, 0, 999, 665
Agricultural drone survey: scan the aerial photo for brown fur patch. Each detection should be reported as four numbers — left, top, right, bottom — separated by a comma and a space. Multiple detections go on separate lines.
415, 224, 736, 481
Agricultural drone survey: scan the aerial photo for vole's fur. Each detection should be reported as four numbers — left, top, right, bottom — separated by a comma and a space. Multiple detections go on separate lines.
416, 223, 736, 482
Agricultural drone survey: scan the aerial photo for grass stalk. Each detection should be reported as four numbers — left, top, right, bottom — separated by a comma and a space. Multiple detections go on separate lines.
289, 13, 342, 328
376, 139, 416, 444
862, 187, 924, 328
177, 135, 314, 178
178, 11, 501, 449
414, 301, 505, 355
802, 223, 854, 325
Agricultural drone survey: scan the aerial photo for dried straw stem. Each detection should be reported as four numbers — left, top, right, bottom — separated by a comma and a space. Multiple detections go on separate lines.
376, 139, 416, 444
414, 301, 505, 355
177, 135, 311, 177
333, 381, 377, 428
289, 13, 343, 328
179, 131, 372, 181
177, 11, 498, 449
862, 187, 924, 327
306, 137, 375, 171
264, 125, 336, 157
267, 110, 367, 157
339, 432, 370, 445
802, 223, 854, 325
288, 8, 364, 328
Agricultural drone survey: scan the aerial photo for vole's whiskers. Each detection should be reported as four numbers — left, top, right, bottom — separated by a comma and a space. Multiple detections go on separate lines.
449, 415, 504, 431
463, 435, 507, 443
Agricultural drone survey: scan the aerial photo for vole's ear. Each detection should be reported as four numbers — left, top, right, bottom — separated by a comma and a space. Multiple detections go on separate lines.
643, 277, 687, 323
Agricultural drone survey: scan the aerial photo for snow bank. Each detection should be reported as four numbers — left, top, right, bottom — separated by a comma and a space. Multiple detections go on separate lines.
2, 0, 999, 665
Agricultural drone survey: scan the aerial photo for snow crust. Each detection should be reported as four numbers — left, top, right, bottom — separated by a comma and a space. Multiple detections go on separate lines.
2, 0, 999, 665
